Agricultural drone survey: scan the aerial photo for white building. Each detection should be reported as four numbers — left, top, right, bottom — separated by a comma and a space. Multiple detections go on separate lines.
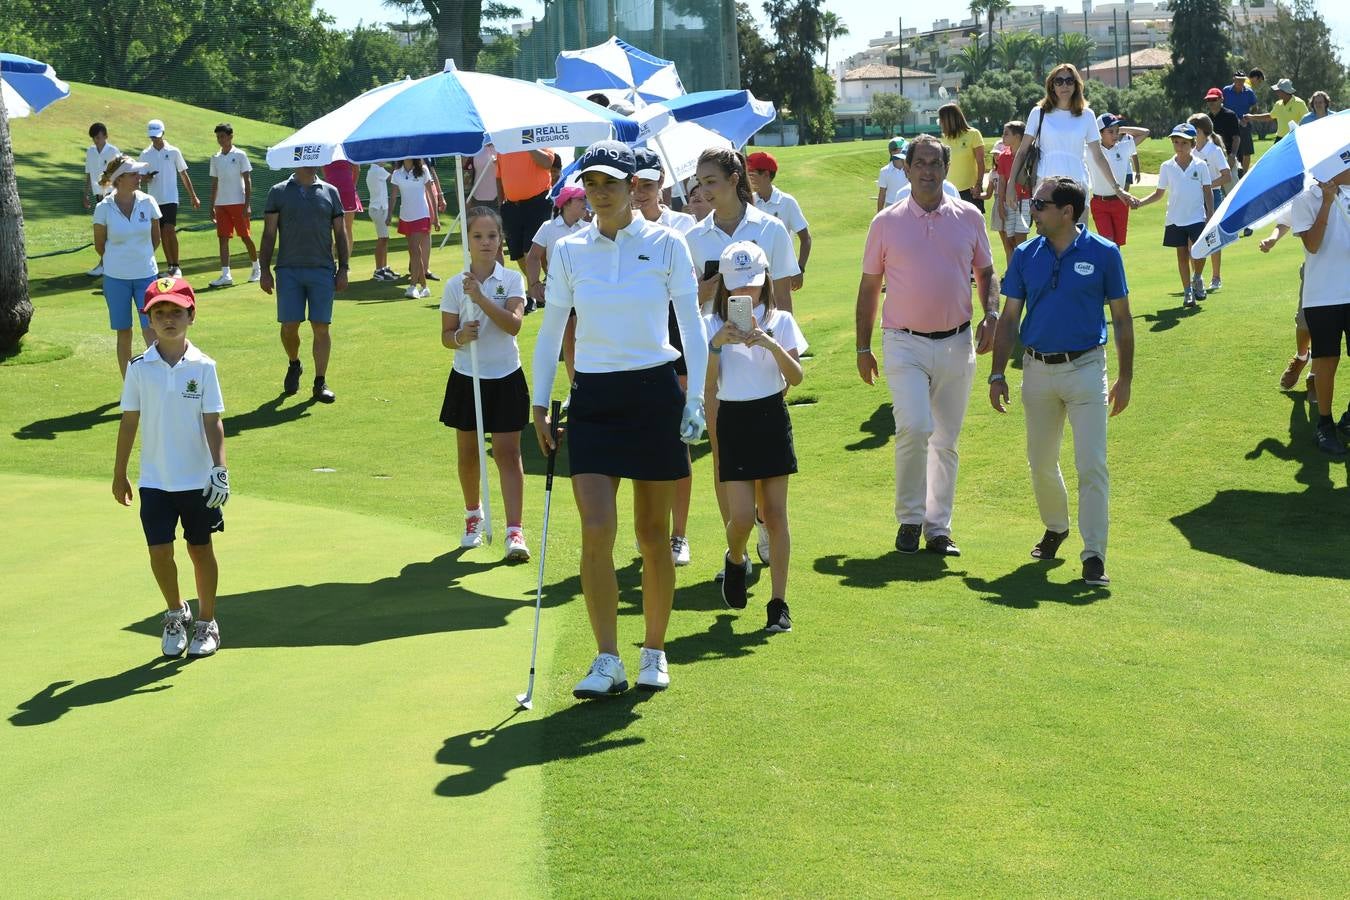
833, 63, 952, 137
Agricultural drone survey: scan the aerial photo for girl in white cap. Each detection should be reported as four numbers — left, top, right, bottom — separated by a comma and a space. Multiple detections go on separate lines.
704, 240, 806, 632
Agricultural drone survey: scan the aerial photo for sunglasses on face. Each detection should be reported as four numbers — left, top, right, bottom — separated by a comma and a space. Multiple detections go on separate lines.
1052, 76, 1076, 86
1030, 197, 1059, 211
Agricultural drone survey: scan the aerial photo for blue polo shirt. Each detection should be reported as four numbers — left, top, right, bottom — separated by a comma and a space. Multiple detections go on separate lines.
1002, 226, 1128, 353
1222, 84, 1258, 119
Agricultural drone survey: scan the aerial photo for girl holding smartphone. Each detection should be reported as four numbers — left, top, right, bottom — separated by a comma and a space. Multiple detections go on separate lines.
703, 241, 805, 632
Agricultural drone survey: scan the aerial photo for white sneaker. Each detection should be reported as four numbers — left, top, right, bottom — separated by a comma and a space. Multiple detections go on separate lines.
573, 653, 628, 699
461, 513, 484, 548
671, 535, 691, 567
418, 285, 432, 299
209, 273, 234, 287
636, 647, 670, 691
248, 262, 262, 283
756, 520, 771, 565
87, 263, 104, 277
1208, 277, 1222, 292
169, 266, 183, 278
161, 603, 193, 657
405, 285, 418, 299
187, 619, 220, 657
505, 530, 530, 562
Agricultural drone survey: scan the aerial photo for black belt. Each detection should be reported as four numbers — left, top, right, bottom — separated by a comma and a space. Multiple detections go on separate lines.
1026, 347, 1095, 364
899, 320, 970, 340
1093, 194, 1121, 202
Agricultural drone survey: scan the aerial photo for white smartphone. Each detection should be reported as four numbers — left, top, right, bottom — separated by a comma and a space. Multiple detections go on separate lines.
727, 294, 753, 334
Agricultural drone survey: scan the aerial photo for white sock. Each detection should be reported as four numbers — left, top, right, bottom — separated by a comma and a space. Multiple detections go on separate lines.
465, 506, 482, 519
221, 266, 231, 277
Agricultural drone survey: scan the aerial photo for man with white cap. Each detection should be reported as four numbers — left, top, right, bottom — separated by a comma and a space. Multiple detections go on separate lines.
1243, 79, 1309, 143
139, 119, 200, 277
877, 138, 910, 211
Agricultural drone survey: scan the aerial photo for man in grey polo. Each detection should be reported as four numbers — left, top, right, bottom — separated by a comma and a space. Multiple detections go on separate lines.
259, 166, 347, 403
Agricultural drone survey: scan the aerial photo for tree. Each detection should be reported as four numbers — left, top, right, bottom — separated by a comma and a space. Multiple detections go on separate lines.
1023, 34, 1056, 80
1164, 0, 1232, 115
960, 68, 1044, 126
949, 42, 995, 85
764, 0, 832, 143
992, 32, 1035, 72
1121, 71, 1181, 134
737, 2, 778, 101
382, 0, 521, 72
1234, 0, 1347, 105
982, 0, 1012, 52
1056, 32, 1095, 72
800, 67, 837, 143
0, 93, 34, 352
869, 92, 914, 136
820, 10, 849, 72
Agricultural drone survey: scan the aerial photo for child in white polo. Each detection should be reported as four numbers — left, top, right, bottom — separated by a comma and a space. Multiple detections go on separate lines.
1136, 123, 1214, 308
114, 277, 229, 658
365, 162, 395, 281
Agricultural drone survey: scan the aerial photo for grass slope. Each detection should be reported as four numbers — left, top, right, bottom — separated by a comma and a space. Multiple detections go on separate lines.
3, 88, 1347, 896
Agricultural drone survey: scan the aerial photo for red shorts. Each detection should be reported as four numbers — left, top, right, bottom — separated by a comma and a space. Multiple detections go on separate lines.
398, 217, 431, 236
214, 204, 251, 239
1090, 195, 1129, 246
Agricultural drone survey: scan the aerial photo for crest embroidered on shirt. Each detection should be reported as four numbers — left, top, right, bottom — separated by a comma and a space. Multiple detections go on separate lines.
182, 378, 202, 399
1074, 262, 1095, 276
495, 284, 506, 297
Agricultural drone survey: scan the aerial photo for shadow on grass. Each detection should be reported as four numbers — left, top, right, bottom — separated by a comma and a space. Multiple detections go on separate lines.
13, 401, 120, 440
1171, 393, 1350, 577
663, 612, 775, 664
846, 403, 892, 452
813, 551, 966, 588
965, 559, 1110, 609
223, 394, 318, 437
121, 549, 574, 648
434, 693, 651, 797
9, 658, 192, 726
1141, 303, 1201, 333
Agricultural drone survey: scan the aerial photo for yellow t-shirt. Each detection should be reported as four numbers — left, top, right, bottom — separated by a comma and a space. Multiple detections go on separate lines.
942, 128, 985, 192
1272, 97, 1309, 135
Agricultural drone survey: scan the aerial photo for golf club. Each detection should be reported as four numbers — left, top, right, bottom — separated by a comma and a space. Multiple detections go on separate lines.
516, 399, 563, 711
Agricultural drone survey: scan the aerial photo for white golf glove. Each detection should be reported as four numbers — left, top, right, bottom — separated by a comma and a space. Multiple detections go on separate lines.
679, 400, 706, 445
203, 466, 230, 508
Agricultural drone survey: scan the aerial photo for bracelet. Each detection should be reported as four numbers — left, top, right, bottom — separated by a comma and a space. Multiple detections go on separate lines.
856, 347, 872, 354
453, 329, 464, 347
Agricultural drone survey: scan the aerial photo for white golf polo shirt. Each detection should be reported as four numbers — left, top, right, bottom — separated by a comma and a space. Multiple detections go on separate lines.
685, 203, 799, 283
209, 147, 252, 206
656, 206, 697, 235
878, 162, 910, 205
440, 262, 525, 379
533, 216, 704, 405
91, 191, 162, 280
754, 186, 808, 234
1090, 135, 1136, 196
1157, 156, 1213, 226
120, 341, 225, 491
139, 142, 189, 205
85, 142, 120, 196
531, 216, 590, 266
1194, 141, 1230, 189
1291, 184, 1350, 309
704, 304, 808, 402
365, 164, 391, 209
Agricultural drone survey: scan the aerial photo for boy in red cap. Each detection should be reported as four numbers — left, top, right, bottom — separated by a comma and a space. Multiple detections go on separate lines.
746, 151, 812, 295
113, 276, 229, 658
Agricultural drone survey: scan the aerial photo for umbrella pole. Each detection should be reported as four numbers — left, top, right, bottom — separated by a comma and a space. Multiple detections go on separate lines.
440, 165, 491, 249
457, 155, 494, 545
653, 133, 686, 202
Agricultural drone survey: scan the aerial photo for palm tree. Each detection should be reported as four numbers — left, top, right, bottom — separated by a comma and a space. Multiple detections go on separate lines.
983, 0, 1012, 51
821, 10, 849, 71
948, 41, 995, 84
992, 31, 1034, 71
1024, 34, 1056, 80
1056, 32, 1096, 72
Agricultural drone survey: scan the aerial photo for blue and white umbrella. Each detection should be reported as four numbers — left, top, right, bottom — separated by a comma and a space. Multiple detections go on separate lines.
1194, 110, 1350, 258
551, 36, 685, 107
265, 60, 637, 168
1, 53, 70, 118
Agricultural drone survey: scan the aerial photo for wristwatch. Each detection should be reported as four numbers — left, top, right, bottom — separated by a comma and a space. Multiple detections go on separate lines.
987, 372, 1006, 384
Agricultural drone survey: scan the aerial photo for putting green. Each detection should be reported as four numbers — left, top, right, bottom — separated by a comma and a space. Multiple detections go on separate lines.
0, 472, 549, 896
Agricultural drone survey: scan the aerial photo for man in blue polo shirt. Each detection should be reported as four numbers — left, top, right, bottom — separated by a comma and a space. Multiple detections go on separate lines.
988, 177, 1135, 587
1222, 71, 1258, 176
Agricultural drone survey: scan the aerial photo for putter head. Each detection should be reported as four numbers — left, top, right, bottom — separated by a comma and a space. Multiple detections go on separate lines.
515, 692, 533, 710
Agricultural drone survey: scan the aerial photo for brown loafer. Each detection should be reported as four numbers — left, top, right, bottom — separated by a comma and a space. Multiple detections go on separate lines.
1031, 529, 1070, 560
1279, 354, 1309, 390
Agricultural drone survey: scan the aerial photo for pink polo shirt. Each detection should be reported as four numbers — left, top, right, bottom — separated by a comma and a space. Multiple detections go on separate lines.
862, 194, 993, 332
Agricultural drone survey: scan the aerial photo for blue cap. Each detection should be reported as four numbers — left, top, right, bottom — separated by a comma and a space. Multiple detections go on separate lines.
1169, 123, 1197, 140
1097, 113, 1124, 130
632, 147, 664, 180
577, 140, 635, 179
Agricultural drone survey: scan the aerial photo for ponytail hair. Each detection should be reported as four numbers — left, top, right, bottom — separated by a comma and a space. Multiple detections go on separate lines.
697, 147, 753, 206
99, 154, 137, 189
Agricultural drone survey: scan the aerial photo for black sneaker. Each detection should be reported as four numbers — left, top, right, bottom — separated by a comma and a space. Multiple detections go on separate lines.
283, 360, 302, 395
895, 523, 921, 554
425, 270, 440, 281
1316, 422, 1348, 455
1031, 529, 1070, 560
721, 552, 749, 609
1082, 555, 1110, 586
926, 535, 961, 557
313, 378, 336, 404
765, 598, 792, 633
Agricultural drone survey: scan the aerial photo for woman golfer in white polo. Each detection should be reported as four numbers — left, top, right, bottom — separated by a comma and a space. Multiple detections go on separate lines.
531, 141, 708, 699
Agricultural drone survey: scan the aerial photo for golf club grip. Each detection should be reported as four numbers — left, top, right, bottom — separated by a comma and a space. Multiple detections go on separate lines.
544, 399, 561, 488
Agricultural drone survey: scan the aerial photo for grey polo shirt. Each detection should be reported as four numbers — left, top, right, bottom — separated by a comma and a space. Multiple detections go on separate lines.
264, 175, 344, 269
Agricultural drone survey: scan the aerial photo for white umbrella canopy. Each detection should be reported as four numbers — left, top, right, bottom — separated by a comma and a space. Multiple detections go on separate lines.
1, 53, 70, 118
550, 36, 685, 107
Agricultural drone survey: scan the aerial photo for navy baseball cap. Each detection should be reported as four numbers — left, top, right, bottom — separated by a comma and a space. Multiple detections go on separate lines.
578, 141, 635, 179
633, 147, 664, 180
1097, 113, 1125, 130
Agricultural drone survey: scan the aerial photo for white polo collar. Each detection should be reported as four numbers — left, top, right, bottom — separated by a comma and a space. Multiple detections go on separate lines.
586, 214, 647, 244
143, 341, 203, 366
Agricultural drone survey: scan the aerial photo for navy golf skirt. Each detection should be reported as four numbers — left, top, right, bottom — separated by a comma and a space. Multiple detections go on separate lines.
440, 367, 529, 433
568, 362, 689, 481
716, 392, 797, 483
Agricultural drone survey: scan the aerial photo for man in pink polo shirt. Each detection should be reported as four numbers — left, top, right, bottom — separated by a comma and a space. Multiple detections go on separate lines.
855, 135, 999, 557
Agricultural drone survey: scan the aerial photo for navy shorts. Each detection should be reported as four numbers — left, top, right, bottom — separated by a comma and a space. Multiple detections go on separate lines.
139, 487, 224, 546
1306, 302, 1350, 359
159, 202, 179, 227
1163, 221, 1204, 247
276, 266, 336, 323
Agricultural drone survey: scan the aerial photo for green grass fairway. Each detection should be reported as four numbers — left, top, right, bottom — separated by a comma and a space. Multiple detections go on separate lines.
3, 87, 1347, 896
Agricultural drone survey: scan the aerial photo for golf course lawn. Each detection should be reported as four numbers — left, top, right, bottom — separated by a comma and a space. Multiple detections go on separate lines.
2, 85, 1346, 896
